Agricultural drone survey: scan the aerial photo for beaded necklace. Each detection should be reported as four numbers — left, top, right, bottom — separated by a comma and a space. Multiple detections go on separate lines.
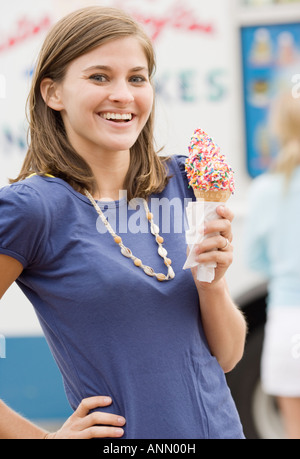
84, 189, 175, 282
27, 174, 174, 282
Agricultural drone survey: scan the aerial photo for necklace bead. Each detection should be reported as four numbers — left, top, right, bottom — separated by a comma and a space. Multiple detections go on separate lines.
121, 247, 132, 258
84, 189, 175, 282
156, 273, 167, 282
144, 266, 155, 276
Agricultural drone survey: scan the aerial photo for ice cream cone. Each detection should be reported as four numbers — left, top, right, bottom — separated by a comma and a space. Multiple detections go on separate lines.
185, 128, 235, 201
193, 188, 231, 202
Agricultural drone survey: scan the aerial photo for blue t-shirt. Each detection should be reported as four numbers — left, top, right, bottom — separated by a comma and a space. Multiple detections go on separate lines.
0, 155, 244, 439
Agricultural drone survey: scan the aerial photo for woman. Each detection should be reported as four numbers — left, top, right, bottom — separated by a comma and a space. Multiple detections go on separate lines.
0, 6, 246, 439
245, 92, 300, 439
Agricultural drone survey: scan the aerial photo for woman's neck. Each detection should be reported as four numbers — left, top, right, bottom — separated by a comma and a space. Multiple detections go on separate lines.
88, 150, 130, 201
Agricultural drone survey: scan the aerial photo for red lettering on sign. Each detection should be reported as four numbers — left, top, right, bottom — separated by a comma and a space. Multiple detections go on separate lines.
113, 1, 214, 41
0, 15, 51, 54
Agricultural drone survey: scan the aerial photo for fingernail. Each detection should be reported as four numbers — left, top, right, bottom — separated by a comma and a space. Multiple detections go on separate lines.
104, 397, 112, 404
117, 416, 126, 425
115, 428, 124, 436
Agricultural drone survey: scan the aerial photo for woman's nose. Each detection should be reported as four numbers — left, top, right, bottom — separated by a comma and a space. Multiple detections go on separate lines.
108, 81, 134, 104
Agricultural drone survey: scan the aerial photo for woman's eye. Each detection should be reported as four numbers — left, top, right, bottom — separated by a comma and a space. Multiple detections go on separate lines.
130, 76, 147, 84
90, 74, 107, 83
88, 74, 147, 84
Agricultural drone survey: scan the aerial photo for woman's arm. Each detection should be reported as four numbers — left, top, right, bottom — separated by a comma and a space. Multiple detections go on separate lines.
0, 397, 126, 439
0, 400, 48, 439
196, 278, 246, 373
0, 255, 126, 439
0, 255, 48, 439
0, 255, 23, 299
191, 206, 247, 373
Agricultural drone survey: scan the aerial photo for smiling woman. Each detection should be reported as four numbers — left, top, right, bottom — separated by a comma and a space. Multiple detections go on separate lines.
38, 36, 154, 201
10, 6, 167, 201
0, 5, 246, 440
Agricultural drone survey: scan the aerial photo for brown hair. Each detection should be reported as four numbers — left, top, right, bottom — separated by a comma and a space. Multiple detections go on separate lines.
11, 6, 169, 199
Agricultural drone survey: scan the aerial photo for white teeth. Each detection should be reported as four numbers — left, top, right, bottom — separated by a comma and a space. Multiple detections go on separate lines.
101, 113, 132, 121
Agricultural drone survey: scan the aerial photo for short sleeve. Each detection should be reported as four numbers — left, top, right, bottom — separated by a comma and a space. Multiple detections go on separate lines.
172, 154, 188, 177
0, 183, 49, 268
171, 154, 195, 200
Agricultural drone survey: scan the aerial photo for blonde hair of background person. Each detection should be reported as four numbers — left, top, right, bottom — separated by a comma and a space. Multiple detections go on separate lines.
270, 91, 300, 186
0, 6, 246, 439
271, 91, 300, 439
245, 91, 300, 439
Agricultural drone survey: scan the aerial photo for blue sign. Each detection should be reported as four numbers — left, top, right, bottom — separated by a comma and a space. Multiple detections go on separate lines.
241, 22, 300, 177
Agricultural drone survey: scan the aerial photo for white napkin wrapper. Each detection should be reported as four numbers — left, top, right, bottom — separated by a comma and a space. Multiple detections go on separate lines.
183, 200, 223, 283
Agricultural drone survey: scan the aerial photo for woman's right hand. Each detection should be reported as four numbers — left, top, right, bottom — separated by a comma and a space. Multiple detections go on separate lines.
45, 396, 126, 439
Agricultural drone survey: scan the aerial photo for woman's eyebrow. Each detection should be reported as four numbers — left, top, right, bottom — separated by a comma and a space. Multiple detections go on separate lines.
83, 65, 111, 72
129, 66, 148, 73
83, 65, 148, 73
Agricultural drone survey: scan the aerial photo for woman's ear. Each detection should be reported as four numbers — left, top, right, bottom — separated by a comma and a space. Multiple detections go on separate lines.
40, 78, 64, 111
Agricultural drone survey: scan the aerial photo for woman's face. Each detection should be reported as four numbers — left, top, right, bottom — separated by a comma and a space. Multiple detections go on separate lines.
45, 37, 154, 160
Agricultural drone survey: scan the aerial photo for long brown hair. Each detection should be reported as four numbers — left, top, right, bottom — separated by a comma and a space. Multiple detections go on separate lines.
11, 6, 169, 199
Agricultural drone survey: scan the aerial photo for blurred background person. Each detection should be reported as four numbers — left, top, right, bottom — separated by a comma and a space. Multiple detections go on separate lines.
245, 90, 300, 439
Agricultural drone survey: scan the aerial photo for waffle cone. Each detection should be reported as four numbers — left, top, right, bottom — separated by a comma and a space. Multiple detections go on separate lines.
193, 189, 231, 202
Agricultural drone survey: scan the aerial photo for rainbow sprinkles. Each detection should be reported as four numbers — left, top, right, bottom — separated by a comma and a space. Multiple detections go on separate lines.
185, 128, 235, 194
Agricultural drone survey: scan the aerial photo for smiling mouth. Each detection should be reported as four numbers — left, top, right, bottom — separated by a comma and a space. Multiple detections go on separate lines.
99, 112, 133, 123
